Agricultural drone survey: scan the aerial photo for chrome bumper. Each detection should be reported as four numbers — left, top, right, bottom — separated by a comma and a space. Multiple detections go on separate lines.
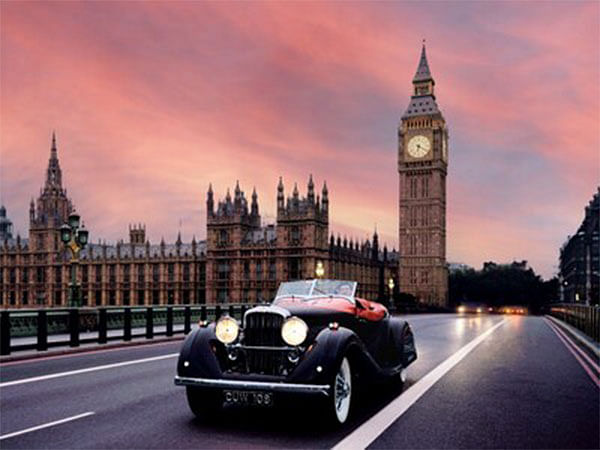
174, 375, 330, 396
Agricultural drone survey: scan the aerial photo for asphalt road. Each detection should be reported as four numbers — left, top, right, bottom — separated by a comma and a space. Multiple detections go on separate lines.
1, 314, 598, 449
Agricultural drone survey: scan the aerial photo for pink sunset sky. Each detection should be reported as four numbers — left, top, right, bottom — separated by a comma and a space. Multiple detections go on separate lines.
1, 2, 598, 279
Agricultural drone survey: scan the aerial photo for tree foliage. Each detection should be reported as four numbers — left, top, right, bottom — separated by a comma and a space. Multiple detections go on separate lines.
449, 261, 558, 313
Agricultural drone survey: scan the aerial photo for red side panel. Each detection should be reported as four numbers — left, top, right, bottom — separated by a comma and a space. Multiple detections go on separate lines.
355, 298, 387, 322
277, 296, 387, 322
277, 296, 356, 315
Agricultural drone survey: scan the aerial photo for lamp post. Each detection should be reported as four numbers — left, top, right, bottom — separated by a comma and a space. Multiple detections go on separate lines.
315, 260, 325, 279
60, 212, 89, 307
388, 277, 395, 308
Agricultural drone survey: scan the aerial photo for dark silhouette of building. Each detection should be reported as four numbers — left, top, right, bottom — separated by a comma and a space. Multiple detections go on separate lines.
559, 188, 600, 304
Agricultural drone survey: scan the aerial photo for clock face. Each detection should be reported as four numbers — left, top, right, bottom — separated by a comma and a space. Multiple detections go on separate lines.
407, 135, 431, 158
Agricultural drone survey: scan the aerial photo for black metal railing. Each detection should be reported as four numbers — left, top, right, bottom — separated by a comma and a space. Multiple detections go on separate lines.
549, 304, 600, 342
0, 304, 253, 356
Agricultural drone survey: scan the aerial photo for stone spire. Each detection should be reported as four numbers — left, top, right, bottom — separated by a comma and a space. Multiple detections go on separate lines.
277, 177, 285, 211
45, 131, 63, 191
321, 181, 329, 213
372, 227, 379, 261
51, 131, 57, 157
413, 41, 433, 83
307, 174, 315, 203
404, 42, 439, 116
251, 187, 259, 216
207, 183, 214, 216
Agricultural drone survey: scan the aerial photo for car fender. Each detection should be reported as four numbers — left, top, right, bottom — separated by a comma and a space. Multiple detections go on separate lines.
176, 325, 222, 379
389, 318, 417, 367
288, 326, 369, 385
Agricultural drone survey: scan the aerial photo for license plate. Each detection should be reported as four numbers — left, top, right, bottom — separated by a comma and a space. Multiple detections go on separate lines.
223, 390, 274, 407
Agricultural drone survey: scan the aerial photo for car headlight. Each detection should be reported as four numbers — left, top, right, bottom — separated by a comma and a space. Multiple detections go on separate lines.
281, 317, 308, 347
215, 316, 239, 344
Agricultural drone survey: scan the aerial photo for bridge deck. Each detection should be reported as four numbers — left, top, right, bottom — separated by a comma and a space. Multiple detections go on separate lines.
0, 315, 598, 449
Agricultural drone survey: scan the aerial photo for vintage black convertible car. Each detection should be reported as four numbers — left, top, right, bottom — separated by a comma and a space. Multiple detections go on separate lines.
174, 279, 417, 425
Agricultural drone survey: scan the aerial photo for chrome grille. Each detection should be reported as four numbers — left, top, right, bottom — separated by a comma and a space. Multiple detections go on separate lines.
244, 312, 284, 346
245, 349, 285, 376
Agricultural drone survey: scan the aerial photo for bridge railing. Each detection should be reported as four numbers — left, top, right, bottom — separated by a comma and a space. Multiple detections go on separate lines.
549, 304, 599, 342
0, 304, 253, 356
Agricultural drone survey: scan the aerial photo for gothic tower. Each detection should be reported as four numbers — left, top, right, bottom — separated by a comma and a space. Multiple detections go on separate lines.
276, 175, 329, 280
205, 181, 261, 303
398, 43, 448, 306
29, 132, 75, 256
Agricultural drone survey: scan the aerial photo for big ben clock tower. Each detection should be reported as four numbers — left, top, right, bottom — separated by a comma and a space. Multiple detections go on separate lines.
398, 43, 448, 307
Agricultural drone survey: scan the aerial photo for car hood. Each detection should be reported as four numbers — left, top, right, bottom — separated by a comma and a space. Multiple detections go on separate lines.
244, 298, 357, 332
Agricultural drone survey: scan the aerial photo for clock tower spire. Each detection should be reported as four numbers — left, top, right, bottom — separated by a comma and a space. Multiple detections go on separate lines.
398, 43, 448, 307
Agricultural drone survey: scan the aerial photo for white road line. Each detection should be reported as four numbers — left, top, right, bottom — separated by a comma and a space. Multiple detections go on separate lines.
0, 353, 178, 388
0, 412, 95, 440
332, 318, 507, 450
545, 315, 600, 358
545, 319, 599, 373
545, 320, 600, 388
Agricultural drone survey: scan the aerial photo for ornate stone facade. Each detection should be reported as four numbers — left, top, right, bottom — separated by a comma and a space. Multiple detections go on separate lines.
398, 44, 449, 306
206, 178, 396, 304
1, 136, 396, 308
0, 136, 206, 307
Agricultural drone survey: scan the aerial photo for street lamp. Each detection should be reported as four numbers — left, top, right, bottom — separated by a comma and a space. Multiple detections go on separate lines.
388, 277, 395, 307
61, 212, 89, 307
315, 260, 325, 279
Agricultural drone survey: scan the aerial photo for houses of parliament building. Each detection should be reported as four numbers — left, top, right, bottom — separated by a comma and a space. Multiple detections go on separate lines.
0, 135, 397, 308
1, 43, 449, 308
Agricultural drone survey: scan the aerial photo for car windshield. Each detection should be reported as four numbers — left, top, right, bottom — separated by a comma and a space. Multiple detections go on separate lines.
274, 279, 357, 302
275, 280, 314, 297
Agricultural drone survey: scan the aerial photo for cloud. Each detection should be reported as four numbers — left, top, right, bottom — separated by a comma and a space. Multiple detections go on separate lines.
1, 1, 598, 279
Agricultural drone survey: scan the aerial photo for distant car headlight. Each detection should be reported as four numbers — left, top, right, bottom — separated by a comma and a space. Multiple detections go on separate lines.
215, 316, 239, 344
281, 317, 308, 346
457, 306, 466, 313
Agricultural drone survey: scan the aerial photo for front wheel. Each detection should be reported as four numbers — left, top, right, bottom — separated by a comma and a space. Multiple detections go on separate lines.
185, 386, 222, 420
323, 356, 353, 425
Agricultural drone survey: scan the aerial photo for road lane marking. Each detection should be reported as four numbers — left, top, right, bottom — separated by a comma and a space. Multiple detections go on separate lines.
0, 412, 95, 440
0, 353, 178, 388
545, 319, 600, 388
332, 318, 507, 450
545, 315, 600, 358
545, 319, 599, 373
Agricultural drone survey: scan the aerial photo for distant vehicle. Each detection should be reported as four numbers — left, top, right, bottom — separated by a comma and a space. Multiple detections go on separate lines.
457, 302, 487, 314
174, 279, 417, 425
499, 306, 527, 315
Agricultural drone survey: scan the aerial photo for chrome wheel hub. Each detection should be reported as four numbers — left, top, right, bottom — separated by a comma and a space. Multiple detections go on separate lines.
333, 357, 351, 423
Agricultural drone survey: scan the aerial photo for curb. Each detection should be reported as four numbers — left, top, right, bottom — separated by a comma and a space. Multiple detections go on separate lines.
0, 336, 185, 364
545, 314, 600, 358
